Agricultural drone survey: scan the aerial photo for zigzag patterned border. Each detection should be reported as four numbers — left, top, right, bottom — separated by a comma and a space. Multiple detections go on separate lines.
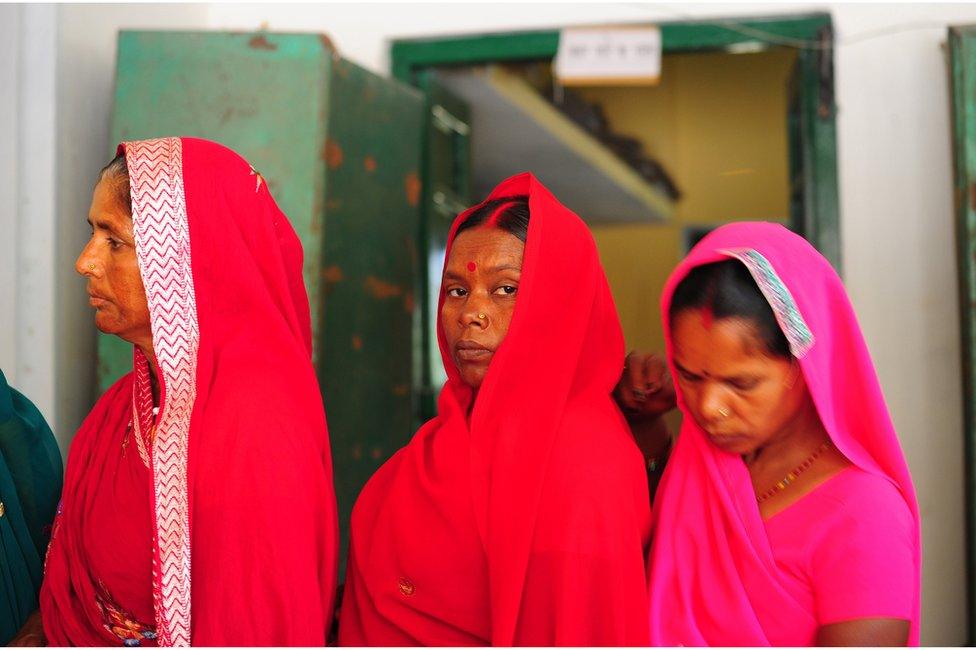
125, 137, 197, 647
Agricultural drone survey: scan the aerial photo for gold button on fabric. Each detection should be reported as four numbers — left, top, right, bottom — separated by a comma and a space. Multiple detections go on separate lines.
0, 501, 5, 518
397, 577, 415, 596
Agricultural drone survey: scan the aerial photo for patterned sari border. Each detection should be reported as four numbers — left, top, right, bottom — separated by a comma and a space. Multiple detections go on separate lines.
125, 137, 197, 647
719, 247, 815, 359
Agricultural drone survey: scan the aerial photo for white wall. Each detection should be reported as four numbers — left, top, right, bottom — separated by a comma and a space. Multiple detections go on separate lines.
206, 3, 974, 643
2, 1, 971, 644
1, 4, 59, 437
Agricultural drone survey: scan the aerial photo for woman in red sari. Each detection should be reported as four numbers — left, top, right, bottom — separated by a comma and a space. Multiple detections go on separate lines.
37, 137, 338, 646
339, 173, 652, 646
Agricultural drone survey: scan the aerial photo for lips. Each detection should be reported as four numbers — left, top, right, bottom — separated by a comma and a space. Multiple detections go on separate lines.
706, 432, 749, 450
454, 340, 493, 362
87, 289, 109, 307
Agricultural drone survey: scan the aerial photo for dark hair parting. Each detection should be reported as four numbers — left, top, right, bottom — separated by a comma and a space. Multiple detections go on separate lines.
456, 195, 530, 243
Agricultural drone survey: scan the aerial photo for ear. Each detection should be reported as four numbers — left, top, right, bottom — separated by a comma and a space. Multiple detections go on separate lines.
783, 358, 801, 390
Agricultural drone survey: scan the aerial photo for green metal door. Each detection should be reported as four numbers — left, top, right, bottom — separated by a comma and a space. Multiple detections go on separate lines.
105, 30, 424, 573
415, 72, 472, 423
949, 25, 976, 644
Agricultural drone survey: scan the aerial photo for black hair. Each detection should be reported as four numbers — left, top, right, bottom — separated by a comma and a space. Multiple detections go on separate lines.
97, 153, 132, 214
455, 194, 530, 242
669, 259, 792, 359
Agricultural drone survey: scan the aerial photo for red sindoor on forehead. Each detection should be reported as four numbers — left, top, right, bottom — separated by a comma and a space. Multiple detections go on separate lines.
486, 200, 519, 227
700, 305, 714, 330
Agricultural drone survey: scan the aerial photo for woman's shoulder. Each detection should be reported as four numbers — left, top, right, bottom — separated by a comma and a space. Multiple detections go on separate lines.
800, 465, 915, 547
818, 465, 912, 517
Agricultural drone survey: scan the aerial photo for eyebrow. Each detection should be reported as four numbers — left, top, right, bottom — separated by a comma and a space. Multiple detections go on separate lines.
487, 264, 522, 274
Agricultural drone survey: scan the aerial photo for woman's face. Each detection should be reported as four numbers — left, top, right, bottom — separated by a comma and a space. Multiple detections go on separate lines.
440, 226, 524, 390
670, 309, 809, 455
75, 177, 152, 348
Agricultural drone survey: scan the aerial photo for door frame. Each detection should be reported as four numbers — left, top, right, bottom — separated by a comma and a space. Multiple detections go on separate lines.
391, 12, 840, 267
949, 24, 976, 644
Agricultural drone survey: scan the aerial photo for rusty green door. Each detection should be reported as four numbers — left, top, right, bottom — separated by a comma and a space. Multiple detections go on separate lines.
105, 30, 424, 572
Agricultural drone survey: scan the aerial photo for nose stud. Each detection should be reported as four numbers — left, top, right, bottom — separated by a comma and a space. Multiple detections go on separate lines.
88, 264, 96, 272
478, 313, 486, 320
718, 407, 731, 418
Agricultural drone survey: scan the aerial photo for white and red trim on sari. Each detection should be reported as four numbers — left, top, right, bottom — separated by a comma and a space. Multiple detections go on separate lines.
125, 137, 198, 647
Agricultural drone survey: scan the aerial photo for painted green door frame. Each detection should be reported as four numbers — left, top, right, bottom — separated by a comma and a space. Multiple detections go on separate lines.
391, 12, 841, 268
950, 24, 976, 645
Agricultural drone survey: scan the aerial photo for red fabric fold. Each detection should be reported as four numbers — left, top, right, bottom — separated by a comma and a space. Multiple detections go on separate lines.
340, 172, 651, 646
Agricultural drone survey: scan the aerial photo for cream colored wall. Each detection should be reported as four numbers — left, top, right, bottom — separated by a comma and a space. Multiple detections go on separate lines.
577, 48, 797, 355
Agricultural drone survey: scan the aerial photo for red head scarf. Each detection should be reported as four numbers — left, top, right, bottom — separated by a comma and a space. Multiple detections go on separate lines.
339, 173, 651, 646
647, 222, 921, 644
41, 137, 338, 645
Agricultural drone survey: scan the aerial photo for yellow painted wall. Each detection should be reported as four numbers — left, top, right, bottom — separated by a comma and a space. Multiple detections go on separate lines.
576, 47, 797, 355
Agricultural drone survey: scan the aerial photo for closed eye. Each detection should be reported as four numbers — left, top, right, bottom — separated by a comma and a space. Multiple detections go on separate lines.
728, 379, 759, 391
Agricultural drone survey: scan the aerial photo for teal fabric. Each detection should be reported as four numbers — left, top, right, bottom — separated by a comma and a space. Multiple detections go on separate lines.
0, 370, 63, 644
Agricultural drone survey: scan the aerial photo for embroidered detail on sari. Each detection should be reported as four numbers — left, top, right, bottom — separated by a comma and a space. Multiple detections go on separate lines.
125, 137, 198, 646
719, 247, 815, 358
95, 581, 158, 647
130, 352, 155, 469
43, 500, 64, 574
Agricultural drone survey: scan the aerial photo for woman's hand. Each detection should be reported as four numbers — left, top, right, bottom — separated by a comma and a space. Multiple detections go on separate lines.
614, 351, 677, 474
614, 351, 677, 420
8, 610, 45, 646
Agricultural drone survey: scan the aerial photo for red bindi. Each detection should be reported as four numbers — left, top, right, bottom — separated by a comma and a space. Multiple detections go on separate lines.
467, 262, 477, 272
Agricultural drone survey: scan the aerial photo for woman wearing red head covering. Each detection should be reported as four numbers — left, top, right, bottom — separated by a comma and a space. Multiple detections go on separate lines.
37, 137, 338, 646
339, 173, 652, 646
646, 222, 920, 645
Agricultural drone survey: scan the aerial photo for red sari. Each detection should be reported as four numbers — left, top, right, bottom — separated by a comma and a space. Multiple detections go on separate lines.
41, 137, 339, 645
339, 173, 651, 646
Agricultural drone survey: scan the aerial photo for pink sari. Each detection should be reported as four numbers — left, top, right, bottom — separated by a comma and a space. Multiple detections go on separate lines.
41, 138, 339, 645
647, 222, 921, 645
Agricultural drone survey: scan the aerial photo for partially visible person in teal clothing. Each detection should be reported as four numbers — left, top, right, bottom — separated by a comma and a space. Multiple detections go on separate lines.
0, 369, 63, 646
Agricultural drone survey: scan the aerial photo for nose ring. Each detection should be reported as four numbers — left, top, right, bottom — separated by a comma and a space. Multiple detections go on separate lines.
718, 407, 730, 418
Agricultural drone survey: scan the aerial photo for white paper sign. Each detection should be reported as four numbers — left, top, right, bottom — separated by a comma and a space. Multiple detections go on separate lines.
554, 26, 662, 86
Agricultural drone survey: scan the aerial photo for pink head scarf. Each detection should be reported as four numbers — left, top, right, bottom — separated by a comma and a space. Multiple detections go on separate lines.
647, 221, 921, 644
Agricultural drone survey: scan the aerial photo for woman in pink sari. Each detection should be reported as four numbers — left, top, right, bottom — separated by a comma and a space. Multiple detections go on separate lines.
35, 137, 338, 646
647, 222, 920, 646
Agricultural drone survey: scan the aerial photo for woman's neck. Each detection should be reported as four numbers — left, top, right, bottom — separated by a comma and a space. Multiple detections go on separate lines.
742, 398, 827, 470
